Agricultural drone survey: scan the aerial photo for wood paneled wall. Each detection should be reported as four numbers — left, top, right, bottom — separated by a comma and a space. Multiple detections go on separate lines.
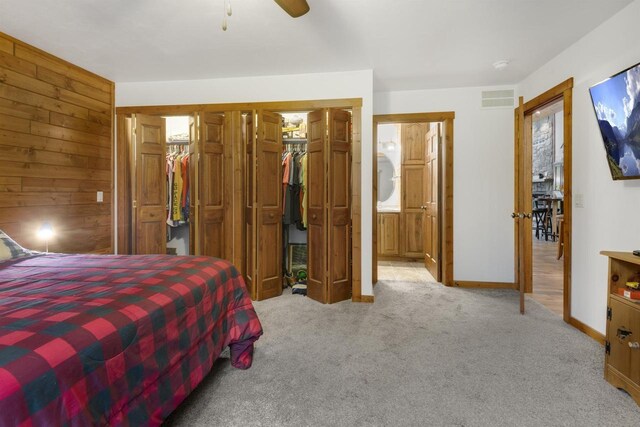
0, 32, 114, 253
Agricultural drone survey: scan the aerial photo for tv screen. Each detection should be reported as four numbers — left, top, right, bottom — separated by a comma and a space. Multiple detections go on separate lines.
589, 61, 640, 180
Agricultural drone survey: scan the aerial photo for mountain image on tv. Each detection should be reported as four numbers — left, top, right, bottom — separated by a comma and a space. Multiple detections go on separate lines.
589, 61, 640, 180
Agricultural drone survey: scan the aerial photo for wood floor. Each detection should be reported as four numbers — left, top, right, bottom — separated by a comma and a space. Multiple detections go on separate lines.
530, 237, 564, 316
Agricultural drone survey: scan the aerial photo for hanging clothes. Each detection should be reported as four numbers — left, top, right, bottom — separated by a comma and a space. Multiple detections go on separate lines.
300, 152, 308, 228
166, 146, 190, 227
282, 151, 292, 223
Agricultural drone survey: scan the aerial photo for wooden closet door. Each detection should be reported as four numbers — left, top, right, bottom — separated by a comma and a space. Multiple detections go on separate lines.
306, 109, 326, 303
199, 113, 225, 259
424, 123, 440, 280
256, 110, 283, 300
132, 114, 166, 254
189, 115, 198, 255
245, 112, 256, 299
327, 109, 352, 303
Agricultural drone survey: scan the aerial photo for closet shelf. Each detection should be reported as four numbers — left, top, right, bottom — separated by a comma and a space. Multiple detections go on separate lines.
283, 138, 307, 144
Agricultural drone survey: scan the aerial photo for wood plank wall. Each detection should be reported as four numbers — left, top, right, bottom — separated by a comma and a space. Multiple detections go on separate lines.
0, 32, 114, 253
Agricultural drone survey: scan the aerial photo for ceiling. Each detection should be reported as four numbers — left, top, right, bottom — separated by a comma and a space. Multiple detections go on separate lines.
0, 0, 633, 91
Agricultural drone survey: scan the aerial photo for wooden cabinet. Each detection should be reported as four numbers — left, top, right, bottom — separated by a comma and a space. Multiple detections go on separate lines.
601, 251, 640, 406
377, 213, 399, 256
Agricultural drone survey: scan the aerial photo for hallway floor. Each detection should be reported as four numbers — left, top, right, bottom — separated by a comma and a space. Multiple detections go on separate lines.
377, 260, 435, 283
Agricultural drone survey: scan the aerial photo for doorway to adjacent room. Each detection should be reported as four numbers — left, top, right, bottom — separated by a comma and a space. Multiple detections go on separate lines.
372, 113, 455, 288
514, 79, 574, 323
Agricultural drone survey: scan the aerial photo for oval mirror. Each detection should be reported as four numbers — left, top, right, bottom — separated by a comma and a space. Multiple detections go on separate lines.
377, 154, 395, 203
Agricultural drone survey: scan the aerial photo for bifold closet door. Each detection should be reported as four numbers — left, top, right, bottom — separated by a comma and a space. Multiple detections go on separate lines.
198, 113, 226, 259
253, 110, 283, 300
306, 109, 352, 304
306, 109, 326, 303
327, 109, 352, 303
132, 114, 166, 254
189, 116, 197, 255
245, 112, 256, 299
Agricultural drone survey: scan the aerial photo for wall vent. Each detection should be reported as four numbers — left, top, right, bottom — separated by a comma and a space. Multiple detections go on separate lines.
481, 89, 515, 108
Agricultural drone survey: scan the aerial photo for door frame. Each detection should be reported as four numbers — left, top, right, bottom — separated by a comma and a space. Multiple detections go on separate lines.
516, 78, 573, 323
115, 97, 365, 301
372, 112, 455, 286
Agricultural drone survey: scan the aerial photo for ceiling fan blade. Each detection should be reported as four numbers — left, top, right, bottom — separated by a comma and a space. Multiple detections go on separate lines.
273, 0, 310, 18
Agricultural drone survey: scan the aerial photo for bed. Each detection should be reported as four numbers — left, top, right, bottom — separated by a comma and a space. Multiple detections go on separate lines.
0, 232, 263, 426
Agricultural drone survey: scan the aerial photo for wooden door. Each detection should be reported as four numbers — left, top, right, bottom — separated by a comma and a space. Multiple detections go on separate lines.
514, 97, 531, 313
245, 112, 257, 299
255, 110, 283, 300
402, 123, 428, 258
306, 109, 326, 303
132, 114, 166, 255
189, 115, 198, 255
424, 123, 440, 279
199, 113, 226, 259
327, 109, 352, 303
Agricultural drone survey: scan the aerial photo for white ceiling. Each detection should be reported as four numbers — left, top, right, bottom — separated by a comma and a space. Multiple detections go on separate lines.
0, 0, 633, 91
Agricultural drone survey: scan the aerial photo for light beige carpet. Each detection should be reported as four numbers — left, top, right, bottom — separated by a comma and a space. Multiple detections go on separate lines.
166, 278, 640, 426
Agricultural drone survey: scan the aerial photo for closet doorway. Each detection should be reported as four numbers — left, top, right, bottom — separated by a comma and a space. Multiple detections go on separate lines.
372, 113, 455, 287
116, 112, 228, 260
116, 98, 364, 304
245, 108, 352, 304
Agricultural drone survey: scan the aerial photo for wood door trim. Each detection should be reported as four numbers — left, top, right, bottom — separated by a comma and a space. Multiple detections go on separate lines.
519, 79, 573, 324
116, 98, 363, 116
523, 78, 573, 114
375, 112, 455, 123
116, 115, 131, 254
373, 114, 455, 287
453, 281, 518, 290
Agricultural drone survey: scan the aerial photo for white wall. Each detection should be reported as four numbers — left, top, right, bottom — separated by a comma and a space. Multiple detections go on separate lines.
374, 86, 516, 283
116, 70, 375, 296
519, 0, 640, 334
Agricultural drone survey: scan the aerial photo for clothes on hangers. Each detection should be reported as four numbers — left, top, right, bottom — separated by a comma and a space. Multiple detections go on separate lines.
166, 145, 190, 227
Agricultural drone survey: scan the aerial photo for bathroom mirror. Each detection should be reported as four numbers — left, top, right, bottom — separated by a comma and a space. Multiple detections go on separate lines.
377, 153, 396, 203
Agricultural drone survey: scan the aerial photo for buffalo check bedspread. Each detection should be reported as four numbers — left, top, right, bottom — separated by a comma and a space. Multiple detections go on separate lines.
0, 254, 263, 426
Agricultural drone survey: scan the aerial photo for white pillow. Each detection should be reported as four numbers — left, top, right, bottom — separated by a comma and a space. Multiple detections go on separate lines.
0, 230, 31, 261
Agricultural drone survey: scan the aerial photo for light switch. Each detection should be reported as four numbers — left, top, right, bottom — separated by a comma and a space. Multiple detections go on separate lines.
575, 193, 584, 208
97, 191, 104, 203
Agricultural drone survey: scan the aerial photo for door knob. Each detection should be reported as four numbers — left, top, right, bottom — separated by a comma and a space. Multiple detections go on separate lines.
511, 212, 518, 218
524, 212, 532, 219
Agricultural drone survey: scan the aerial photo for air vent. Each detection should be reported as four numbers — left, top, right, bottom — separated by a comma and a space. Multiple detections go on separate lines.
481, 89, 515, 108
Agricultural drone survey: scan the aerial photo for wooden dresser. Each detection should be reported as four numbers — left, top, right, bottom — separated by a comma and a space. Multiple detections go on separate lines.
601, 251, 640, 406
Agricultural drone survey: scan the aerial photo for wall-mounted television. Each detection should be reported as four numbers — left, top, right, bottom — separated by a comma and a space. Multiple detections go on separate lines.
589, 61, 640, 180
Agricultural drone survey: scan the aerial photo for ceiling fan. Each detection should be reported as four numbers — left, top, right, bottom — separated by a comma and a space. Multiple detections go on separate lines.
273, 0, 310, 17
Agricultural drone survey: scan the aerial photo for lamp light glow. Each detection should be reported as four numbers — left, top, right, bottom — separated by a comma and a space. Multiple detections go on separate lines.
38, 222, 53, 253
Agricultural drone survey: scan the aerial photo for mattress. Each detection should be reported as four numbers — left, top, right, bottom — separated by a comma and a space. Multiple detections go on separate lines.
0, 254, 263, 426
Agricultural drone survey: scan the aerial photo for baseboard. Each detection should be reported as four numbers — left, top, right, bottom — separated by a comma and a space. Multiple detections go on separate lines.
453, 280, 518, 290
377, 255, 422, 262
352, 295, 374, 303
568, 316, 605, 345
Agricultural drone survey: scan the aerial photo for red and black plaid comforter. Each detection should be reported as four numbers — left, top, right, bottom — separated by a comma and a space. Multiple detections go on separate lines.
0, 254, 263, 426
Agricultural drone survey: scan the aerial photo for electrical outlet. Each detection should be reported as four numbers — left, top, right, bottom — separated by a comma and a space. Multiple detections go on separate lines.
97, 191, 103, 203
